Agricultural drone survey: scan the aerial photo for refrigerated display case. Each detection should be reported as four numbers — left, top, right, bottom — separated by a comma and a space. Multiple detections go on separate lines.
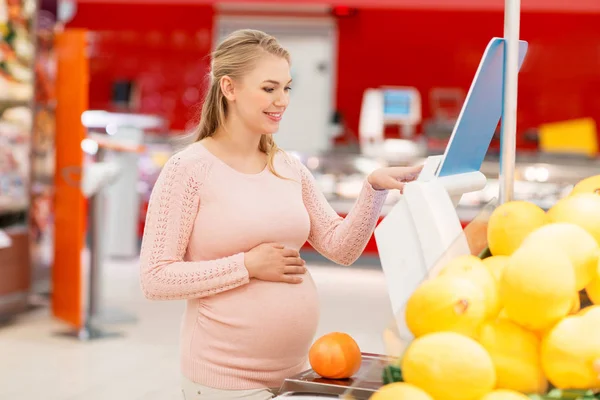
293, 149, 600, 259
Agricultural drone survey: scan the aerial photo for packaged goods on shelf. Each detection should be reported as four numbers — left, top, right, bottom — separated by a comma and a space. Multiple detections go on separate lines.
0, 105, 31, 216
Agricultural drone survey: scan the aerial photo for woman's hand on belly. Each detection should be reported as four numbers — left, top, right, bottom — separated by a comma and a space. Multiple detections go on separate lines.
244, 243, 307, 284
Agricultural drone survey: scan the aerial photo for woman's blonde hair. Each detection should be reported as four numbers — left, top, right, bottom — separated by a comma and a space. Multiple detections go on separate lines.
194, 29, 291, 177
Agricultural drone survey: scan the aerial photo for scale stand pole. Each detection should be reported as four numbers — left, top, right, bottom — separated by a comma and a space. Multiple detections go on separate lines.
54, 147, 123, 341
499, 0, 521, 204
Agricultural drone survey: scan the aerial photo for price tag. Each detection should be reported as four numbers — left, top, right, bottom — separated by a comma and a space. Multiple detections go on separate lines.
0, 230, 13, 249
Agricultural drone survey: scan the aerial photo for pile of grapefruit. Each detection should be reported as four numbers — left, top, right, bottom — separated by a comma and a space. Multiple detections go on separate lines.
377, 175, 600, 399
308, 175, 600, 400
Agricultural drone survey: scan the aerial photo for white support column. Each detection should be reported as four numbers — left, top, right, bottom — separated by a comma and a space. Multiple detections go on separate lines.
499, 0, 522, 204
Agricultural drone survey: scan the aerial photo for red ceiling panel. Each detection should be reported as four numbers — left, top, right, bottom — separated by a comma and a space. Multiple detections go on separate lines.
71, 0, 600, 14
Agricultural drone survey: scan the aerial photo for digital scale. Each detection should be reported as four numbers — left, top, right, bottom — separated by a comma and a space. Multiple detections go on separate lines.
358, 86, 424, 162
56, 112, 166, 340
374, 37, 528, 339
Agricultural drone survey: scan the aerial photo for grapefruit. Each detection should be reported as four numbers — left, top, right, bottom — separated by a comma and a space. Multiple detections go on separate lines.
499, 242, 576, 331
569, 292, 582, 314
578, 305, 600, 317
480, 390, 531, 400
522, 223, 599, 290
584, 305, 600, 326
587, 277, 600, 305
402, 332, 496, 400
477, 319, 548, 394
440, 255, 501, 318
405, 275, 486, 338
541, 314, 600, 389
571, 174, 600, 196
548, 193, 600, 246
487, 201, 548, 256
586, 257, 600, 305
370, 382, 433, 400
482, 255, 509, 283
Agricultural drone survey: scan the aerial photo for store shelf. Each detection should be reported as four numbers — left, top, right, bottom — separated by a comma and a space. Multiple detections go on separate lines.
0, 201, 28, 215
0, 0, 38, 319
0, 100, 31, 109
0, 209, 27, 229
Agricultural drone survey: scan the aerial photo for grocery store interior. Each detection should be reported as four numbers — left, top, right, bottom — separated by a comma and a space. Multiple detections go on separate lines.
1, 0, 600, 399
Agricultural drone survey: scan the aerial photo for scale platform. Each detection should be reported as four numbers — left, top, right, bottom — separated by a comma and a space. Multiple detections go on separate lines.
278, 353, 391, 399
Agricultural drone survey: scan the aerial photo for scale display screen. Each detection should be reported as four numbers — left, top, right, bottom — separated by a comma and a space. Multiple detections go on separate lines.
383, 89, 414, 118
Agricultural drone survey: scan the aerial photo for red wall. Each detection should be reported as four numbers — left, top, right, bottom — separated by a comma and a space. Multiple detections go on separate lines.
67, 3, 214, 130
336, 9, 600, 149
68, 4, 600, 147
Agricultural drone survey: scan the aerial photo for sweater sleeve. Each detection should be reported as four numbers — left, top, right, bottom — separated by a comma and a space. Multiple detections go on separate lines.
139, 153, 249, 300
291, 157, 389, 266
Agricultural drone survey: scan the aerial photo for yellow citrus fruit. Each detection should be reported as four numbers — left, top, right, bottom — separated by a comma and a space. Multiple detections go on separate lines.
571, 175, 600, 196
477, 319, 548, 394
583, 306, 600, 326
370, 382, 433, 400
487, 201, 549, 256
440, 255, 500, 318
497, 308, 509, 320
578, 305, 600, 317
541, 314, 600, 389
499, 243, 576, 331
522, 223, 599, 290
480, 389, 531, 400
586, 278, 600, 304
402, 332, 496, 400
570, 292, 582, 314
586, 258, 600, 305
548, 193, 600, 246
405, 275, 486, 338
482, 255, 509, 283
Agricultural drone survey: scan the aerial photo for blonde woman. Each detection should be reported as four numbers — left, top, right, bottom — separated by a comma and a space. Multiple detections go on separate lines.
139, 29, 422, 399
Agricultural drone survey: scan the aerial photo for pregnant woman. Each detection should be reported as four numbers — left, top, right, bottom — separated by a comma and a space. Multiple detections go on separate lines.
139, 29, 422, 400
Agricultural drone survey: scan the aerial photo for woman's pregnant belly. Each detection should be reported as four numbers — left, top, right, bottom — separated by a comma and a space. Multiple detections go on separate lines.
191, 272, 320, 371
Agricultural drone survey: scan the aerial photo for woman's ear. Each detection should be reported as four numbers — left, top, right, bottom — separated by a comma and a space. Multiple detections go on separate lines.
220, 76, 236, 101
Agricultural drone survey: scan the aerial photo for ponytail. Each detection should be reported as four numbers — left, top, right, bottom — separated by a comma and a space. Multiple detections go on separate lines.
194, 77, 225, 142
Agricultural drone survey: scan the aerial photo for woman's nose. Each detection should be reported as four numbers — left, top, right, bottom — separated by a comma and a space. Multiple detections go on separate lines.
274, 92, 289, 107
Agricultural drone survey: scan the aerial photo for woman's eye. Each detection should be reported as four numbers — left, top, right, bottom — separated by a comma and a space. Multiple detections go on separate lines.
263, 87, 274, 93
285, 86, 292, 92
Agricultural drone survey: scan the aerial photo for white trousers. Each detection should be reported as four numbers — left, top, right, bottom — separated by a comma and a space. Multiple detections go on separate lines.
181, 376, 276, 400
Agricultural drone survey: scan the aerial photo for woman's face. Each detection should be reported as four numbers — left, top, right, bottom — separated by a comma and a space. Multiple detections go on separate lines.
226, 54, 292, 135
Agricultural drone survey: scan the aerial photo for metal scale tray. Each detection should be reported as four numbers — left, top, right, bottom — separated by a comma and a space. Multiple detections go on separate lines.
278, 353, 390, 399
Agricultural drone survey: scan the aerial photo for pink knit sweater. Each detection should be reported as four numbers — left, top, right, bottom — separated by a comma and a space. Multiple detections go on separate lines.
139, 141, 388, 390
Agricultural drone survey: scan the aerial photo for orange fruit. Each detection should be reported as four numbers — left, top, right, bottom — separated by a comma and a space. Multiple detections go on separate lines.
309, 332, 362, 379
